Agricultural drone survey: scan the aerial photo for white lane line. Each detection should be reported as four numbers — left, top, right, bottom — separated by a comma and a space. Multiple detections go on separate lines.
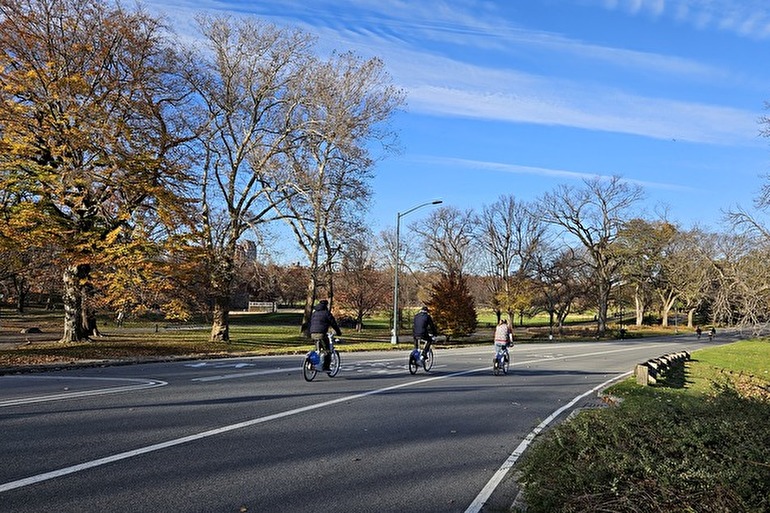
461, 343, 670, 512
0, 377, 168, 408
192, 359, 431, 382
0, 368, 482, 493
463, 371, 633, 513
192, 368, 289, 382
0, 344, 658, 493
192, 343, 664, 383
462, 341, 660, 357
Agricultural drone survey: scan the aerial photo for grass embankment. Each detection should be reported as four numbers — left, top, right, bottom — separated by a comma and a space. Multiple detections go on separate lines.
0, 308, 650, 369
517, 340, 770, 513
0, 309, 457, 368
0, 311, 344, 368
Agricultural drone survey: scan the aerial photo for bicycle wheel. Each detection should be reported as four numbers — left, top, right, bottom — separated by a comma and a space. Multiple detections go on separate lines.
408, 354, 419, 374
502, 353, 510, 375
422, 348, 434, 371
327, 350, 341, 377
302, 357, 317, 382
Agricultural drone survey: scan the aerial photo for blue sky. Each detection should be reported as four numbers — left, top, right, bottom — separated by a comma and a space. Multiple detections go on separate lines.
145, 0, 770, 241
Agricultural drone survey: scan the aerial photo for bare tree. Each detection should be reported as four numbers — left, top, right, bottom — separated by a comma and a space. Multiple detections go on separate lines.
532, 245, 590, 336
270, 51, 405, 336
476, 195, 546, 323
708, 231, 770, 335
410, 206, 479, 335
183, 15, 313, 342
716, 106, 770, 333
335, 234, 390, 331
412, 206, 476, 276
381, 226, 422, 329
724, 169, 770, 333
539, 176, 644, 335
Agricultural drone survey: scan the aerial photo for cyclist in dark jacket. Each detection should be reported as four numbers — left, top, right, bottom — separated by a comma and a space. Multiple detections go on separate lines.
309, 300, 341, 371
412, 306, 437, 359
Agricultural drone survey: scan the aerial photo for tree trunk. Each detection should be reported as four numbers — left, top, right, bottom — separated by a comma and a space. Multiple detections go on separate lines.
634, 287, 645, 326
597, 282, 610, 335
557, 309, 568, 335
324, 239, 337, 308
60, 264, 89, 343
659, 290, 677, 327
13, 275, 27, 313
557, 303, 571, 336
210, 294, 230, 343
300, 273, 317, 338
85, 309, 101, 338
207, 242, 236, 343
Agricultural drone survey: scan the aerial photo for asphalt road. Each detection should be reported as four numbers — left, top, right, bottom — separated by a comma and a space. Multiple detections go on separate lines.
0, 333, 741, 513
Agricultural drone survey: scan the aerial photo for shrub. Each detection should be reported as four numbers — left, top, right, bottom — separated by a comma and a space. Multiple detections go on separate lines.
517, 384, 770, 512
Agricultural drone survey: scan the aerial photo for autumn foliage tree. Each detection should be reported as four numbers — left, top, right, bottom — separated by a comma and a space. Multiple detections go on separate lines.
614, 219, 676, 326
334, 235, 390, 331
426, 272, 477, 340
0, 0, 196, 341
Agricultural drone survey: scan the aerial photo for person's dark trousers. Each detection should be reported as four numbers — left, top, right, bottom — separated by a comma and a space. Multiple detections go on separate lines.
414, 336, 432, 358
321, 334, 332, 370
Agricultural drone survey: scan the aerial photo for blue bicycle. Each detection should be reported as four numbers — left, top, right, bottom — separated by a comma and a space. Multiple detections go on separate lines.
408, 338, 434, 374
493, 345, 511, 376
303, 334, 341, 381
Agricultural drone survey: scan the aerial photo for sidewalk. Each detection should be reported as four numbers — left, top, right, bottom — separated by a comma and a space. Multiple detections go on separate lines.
0, 327, 61, 348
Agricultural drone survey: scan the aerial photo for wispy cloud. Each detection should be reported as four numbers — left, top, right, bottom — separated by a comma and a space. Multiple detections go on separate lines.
418, 156, 697, 191
406, 83, 760, 146
144, 0, 764, 147
276, 1, 764, 146
593, 0, 770, 39
390, 49, 760, 146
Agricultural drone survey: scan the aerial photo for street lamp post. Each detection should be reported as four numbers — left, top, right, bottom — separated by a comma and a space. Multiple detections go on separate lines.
391, 200, 442, 345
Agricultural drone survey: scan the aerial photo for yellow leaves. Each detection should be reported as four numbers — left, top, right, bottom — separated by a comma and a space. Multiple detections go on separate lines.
104, 226, 125, 246
0, 202, 55, 246
161, 299, 193, 322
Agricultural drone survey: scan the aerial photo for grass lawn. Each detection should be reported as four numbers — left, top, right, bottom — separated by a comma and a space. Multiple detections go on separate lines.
0, 307, 695, 369
516, 339, 770, 513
